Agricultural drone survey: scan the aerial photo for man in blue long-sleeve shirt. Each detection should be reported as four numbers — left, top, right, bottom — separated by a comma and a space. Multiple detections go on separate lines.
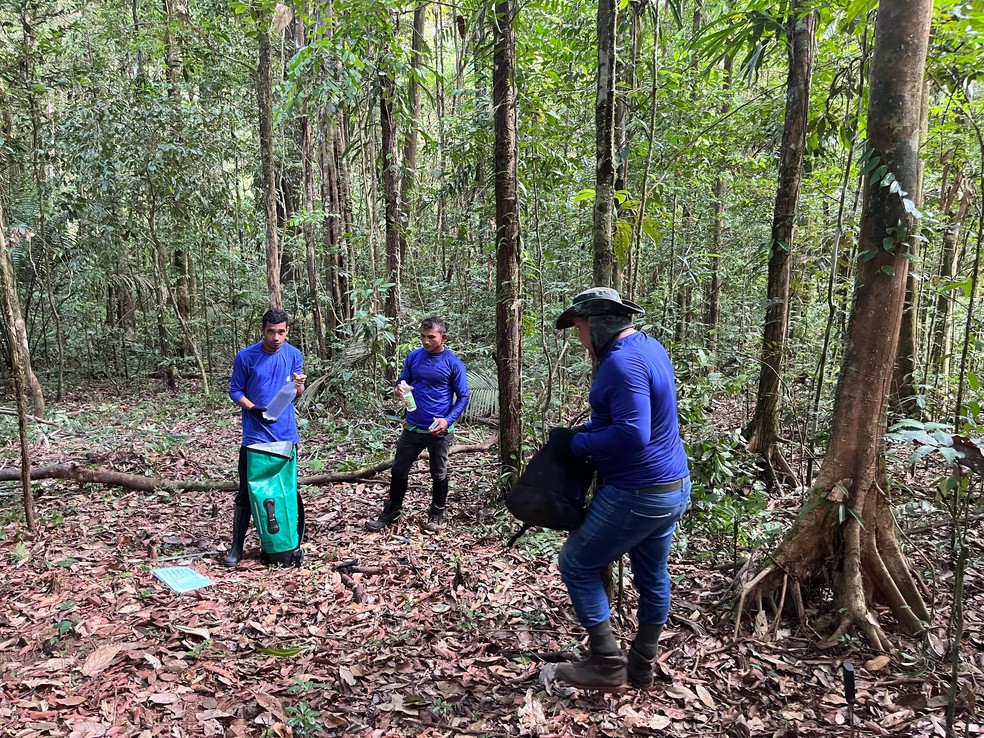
224, 308, 306, 567
367, 317, 470, 532
548, 287, 690, 691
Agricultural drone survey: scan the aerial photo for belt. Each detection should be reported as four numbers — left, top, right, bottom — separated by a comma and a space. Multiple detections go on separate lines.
639, 476, 690, 494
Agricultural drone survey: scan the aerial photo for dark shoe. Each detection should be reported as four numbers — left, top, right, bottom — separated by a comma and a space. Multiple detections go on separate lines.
554, 651, 627, 691
366, 503, 402, 531
627, 646, 655, 689
222, 505, 251, 567
424, 512, 445, 532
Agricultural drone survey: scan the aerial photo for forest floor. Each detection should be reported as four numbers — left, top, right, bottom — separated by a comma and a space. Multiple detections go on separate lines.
0, 381, 981, 738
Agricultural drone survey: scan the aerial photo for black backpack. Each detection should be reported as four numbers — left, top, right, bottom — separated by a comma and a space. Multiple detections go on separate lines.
505, 441, 596, 546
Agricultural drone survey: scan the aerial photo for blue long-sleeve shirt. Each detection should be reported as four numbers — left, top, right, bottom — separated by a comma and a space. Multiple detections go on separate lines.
230, 341, 304, 446
398, 347, 469, 428
571, 331, 688, 488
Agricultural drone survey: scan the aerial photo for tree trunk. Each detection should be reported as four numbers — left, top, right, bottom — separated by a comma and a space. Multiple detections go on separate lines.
295, 20, 326, 360
399, 3, 427, 268
593, 0, 617, 289
746, 1, 816, 487
318, 116, 342, 344
891, 78, 930, 418
704, 57, 732, 349
335, 113, 355, 322
173, 247, 194, 357
493, 0, 522, 489
0, 206, 39, 531
147, 175, 208, 393
257, 22, 282, 309
612, 1, 644, 291
380, 60, 402, 378
737, 0, 933, 649
929, 163, 972, 399
16, 6, 64, 402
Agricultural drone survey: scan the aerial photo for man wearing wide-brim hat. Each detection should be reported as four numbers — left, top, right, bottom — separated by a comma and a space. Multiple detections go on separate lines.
546, 287, 691, 691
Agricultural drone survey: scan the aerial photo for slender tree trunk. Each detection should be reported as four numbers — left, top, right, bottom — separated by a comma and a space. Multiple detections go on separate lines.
493, 0, 522, 488
319, 116, 343, 343
737, 0, 933, 649
173, 247, 193, 357
147, 175, 208, 393
930, 163, 972, 399
746, 1, 817, 487
21, 22, 64, 401
435, 3, 448, 239
161, 0, 180, 93
335, 113, 355, 322
891, 78, 930, 417
380, 60, 402, 377
399, 3, 427, 269
629, 0, 660, 300
1, 207, 40, 531
162, 0, 194, 360
1, 231, 44, 417
612, 2, 643, 290
593, 0, 617, 288
704, 57, 732, 348
257, 23, 282, 309
295, 20, 326, 359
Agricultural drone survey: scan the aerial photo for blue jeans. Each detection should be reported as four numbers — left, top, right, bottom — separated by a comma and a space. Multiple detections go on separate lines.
558, 481, 691, 628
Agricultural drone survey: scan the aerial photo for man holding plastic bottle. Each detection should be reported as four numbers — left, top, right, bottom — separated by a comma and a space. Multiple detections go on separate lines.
366, 316, 469, 533
224, 308, 306, 567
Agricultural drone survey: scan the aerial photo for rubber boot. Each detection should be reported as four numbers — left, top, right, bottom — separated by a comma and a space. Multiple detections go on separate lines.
554, 651, 627, 691
366, 501, 403, 531
366, 476, 408, 531
426, 479, 449, 531
627, 622, 664, 689
553, 620, 626, 691
222, 505, 251, 567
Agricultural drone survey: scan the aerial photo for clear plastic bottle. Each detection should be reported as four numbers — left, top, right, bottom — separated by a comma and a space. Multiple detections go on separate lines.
263, 379, 297, 421
398, 380, 417, 411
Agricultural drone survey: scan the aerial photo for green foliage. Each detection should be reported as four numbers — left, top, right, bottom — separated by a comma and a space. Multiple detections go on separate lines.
693, 3, 787, 81
462, 367, 498, 422
286, 702, 325, 736
257, 644, 303, 657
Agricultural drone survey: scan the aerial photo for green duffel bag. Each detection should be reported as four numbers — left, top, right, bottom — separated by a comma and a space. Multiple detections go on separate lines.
245, 441, 304, 567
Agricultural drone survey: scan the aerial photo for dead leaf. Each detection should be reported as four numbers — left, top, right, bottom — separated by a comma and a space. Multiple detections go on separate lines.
68, 721, 107, 738
81, 644, 122, 676
175, 624, 210, 640
255, 692, 287, 720
338, 665, 357, 686
864, 655, 890, 671
517, 689, 548, 736
664, 683, 697, 702
695, 683, 716, 708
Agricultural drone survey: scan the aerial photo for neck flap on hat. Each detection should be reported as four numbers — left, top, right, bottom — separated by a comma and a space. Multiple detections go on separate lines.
588, 314, 632, 357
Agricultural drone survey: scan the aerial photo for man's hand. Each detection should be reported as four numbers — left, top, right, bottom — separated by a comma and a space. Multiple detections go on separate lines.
429, 417, 448, 435
248, 406, 275, 425
549, 426, 579, 456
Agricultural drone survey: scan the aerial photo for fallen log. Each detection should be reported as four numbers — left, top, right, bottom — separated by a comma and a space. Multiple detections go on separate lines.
0, 435, 498, 493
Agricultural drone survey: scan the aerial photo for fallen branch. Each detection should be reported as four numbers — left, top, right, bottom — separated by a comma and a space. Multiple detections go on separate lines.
0, 407, 60, 426
0, 435, 498, 493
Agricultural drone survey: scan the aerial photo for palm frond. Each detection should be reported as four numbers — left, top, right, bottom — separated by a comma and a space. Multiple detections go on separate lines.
463, 366, 497, 422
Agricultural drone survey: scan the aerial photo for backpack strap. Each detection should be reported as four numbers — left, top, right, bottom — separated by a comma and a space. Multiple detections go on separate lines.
506, 522, 534, 548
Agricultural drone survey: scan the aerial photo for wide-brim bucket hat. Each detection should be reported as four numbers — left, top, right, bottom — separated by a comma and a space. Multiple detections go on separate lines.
555, 287, 644, 329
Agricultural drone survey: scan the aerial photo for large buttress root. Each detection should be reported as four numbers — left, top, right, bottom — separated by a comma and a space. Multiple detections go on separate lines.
734, 480, 928, 650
